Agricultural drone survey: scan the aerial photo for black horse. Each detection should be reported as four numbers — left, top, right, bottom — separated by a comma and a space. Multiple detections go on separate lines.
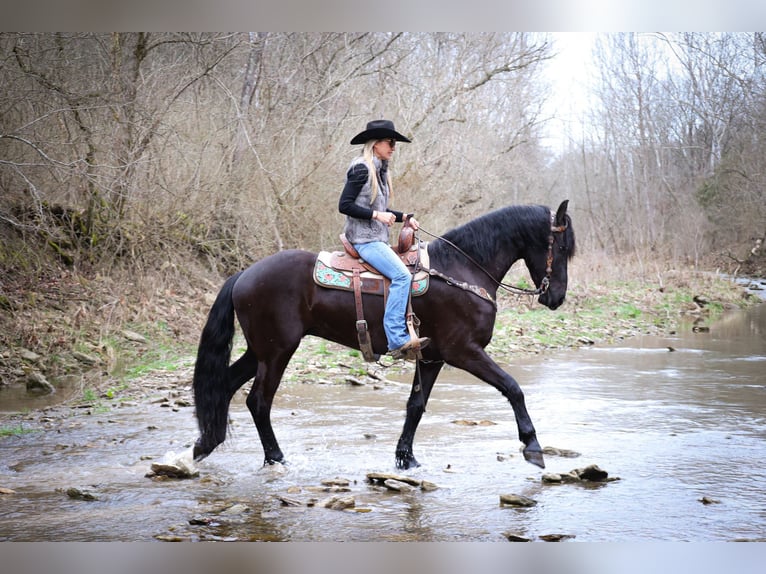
193, 200, 575, 470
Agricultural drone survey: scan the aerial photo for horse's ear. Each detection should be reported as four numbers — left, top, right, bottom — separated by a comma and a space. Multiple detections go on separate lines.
555, 200, 569, 227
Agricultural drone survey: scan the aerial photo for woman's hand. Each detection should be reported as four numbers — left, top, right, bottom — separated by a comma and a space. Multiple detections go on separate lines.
407, 216, 420, 231
373, 210, 396, 226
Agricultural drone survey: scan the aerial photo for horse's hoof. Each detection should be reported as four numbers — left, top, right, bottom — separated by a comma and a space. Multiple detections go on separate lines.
193, 441, 210, 462
395, 454, 420, 470
523, 447, 545, 469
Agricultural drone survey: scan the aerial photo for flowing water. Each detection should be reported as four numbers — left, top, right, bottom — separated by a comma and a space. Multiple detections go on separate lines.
1, 302, 764, 542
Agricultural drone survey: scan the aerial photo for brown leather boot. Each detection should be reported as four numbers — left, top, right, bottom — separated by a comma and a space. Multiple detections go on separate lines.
389, 337, 430, 360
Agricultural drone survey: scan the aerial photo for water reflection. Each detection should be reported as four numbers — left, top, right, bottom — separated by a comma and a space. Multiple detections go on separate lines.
0, 304, 764, 541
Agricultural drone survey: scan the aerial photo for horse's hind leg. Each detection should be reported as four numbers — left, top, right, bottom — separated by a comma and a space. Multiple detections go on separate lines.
194, 349, 258, 460
395, 360, 444, 469
227, 349, 258, 399
245, 348, 297, 466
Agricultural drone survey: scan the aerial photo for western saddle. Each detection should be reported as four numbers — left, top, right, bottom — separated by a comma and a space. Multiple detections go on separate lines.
313, 223, 428, 361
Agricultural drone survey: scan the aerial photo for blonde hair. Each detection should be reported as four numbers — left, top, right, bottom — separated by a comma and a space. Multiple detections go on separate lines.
362, 140, 394, 204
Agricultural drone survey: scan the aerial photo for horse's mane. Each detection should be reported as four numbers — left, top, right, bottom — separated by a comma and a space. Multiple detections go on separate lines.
428, 204, 575, 268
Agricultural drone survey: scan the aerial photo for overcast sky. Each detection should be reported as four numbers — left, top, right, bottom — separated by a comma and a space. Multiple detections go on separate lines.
541, 32, 598, 153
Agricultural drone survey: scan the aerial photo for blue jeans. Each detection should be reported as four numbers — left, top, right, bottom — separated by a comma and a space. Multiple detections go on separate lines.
354, 240, 412, 351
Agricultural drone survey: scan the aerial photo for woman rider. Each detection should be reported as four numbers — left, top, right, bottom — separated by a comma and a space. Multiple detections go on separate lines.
338, 119, 430, 359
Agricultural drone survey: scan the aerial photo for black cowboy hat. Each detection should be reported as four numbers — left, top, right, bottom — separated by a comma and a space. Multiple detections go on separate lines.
350, 119, 411, 145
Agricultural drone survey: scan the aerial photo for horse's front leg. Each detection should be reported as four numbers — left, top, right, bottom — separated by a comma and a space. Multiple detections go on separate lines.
450, 347, 545, 468
395, 360, 444, 469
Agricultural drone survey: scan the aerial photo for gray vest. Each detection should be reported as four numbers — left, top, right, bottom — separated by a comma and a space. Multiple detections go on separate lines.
343, 156, 391, 245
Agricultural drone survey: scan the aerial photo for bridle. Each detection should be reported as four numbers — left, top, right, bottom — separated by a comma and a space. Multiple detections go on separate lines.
415, 211, 568, 306
543, 211, 569, 294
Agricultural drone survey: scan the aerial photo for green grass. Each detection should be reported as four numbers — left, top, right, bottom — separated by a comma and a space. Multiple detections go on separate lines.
0, 424, 40, 437
123, 355, 188, 379
616, 302, 642, 319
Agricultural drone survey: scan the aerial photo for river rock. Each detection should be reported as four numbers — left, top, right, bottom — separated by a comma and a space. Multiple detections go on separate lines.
543, 471, 581, 484
542, 464, 614, 485
452, 419, 497, 426
503, 532, 532, 542
276, 495, 304, 507
575, 464, 609, 482
366, 472, 421, 487
26, 371, 55, 394
318, 495, 356, 510
499, 494, 537, 507
321, 477, 351, 487
220, 503, 250, 515
345, 376, 365, 386
420, 480, 439, 492
542, 446, 581, 458
383, 479, 415, 492
542, 473, 563, 484
65, 487, 98, 501
539, 533, 576, 542
147, 449, 199, 479
306, 485, 351, 493
366, 472, 439, 492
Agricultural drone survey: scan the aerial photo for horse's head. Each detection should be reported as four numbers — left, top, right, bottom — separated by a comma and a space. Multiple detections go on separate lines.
526, 200, 575, 310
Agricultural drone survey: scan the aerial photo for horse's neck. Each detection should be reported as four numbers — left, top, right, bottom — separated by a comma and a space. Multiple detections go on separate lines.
487, 251, 520, 283
435, 236, 520, 285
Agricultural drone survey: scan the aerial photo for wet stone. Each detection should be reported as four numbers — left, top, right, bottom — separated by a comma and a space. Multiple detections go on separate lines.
452, 419, 497, 426
420, 480, 439, 492
542, 446, 582, 458
155, 534, 188, 542
318, 495, 356, 510
146, 449, 199, 479
575, 464, 609, 482
542, 472, 580, 484
542, 464, 615, 485
366, 472, 439, 492
276, 495, 304, 507
305, 485, 351, 493
189, 516, 217, 526
542, 473, 563, 484
366, 472, 421, 487
503, 532, 532, 542
321, 477, 351, 487
499, 494, 537, 507
539, 533, 576, 542
220, 503, 250, 515
345, 376, 365, 386
65, 487, 98, 501
384, 479, 415, 492
26, 372, 55, 394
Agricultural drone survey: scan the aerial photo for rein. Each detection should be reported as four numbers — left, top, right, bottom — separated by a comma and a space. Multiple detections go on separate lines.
415, 212, 567, 305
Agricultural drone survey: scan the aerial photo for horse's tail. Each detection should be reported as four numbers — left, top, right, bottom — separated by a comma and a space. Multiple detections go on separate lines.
192, 271, 243, 460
